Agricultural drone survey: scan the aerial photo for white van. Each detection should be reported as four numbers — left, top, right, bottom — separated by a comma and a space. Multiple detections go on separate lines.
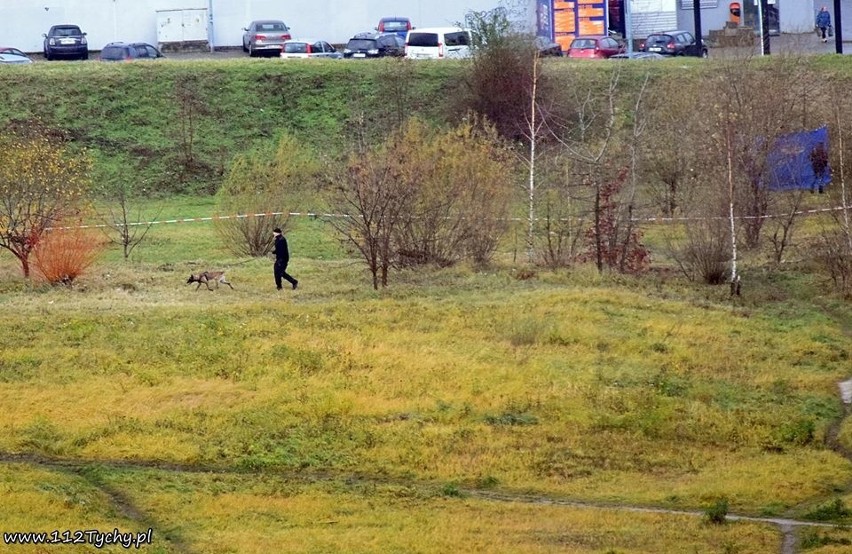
404, 27, 472, 60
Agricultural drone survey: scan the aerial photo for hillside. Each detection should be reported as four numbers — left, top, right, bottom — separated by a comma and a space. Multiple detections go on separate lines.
0, 58, 463, 193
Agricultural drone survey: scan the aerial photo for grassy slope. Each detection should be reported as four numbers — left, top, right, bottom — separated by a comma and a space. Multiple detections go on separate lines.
0, 57, 851, 552
0, 58, 460, 194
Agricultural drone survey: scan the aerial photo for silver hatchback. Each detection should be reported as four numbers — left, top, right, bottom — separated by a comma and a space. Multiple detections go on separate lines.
242, 20, 291, 57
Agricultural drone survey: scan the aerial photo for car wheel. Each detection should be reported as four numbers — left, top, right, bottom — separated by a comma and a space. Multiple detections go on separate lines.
248, 44, 255, 57
242, 40, 248, 53
81, 51, 88, 61
45, 50, 52, 61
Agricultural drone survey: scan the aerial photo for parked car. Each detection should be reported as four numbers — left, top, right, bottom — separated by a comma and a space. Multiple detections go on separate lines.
343, 33, 405, 59
640, 30, 707, 57
99, 42, 164, 62
405, 27, 471, 60
376, 17, 412, 39
280, 40, 342, 59
0, 47, 33, 64
43, 24, 88, 60
567, 36, 625, 59
242, 20, 291, 57
534, 36, 563, 57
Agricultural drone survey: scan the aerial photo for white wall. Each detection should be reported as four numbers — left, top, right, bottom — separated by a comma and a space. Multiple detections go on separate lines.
0, 0, 518, 53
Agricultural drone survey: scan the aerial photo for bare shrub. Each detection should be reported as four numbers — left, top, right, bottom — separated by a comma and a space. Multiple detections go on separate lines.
331, 140, 413, 289
393, 117, 514, 267
579, 168, 650, 274
216, 134, 320, 257
331, 117, 515, 288
32, 223, 105, 286
813, 228, 852, 294
461, 8, 557, 142
667, 216, 731, 285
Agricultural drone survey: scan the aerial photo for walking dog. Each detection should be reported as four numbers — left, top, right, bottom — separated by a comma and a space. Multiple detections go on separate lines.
186, 271, 234, 291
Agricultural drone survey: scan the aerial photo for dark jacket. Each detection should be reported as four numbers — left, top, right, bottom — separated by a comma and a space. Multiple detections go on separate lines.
274, 234, 289, 264
816, 10, 831, 28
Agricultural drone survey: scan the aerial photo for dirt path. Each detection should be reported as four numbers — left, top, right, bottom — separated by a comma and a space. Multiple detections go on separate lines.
0, 452, 844, 553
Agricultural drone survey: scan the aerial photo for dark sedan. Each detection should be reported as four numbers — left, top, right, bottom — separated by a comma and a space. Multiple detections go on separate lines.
640, 30, 707, 57
43, 24, 88, 60
343, 33, 405, 59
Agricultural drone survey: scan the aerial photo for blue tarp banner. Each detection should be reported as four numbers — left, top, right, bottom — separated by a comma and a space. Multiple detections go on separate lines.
765, 126, 831, 192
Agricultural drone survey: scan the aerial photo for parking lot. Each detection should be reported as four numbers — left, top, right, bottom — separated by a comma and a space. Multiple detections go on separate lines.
17, 31, 852, 64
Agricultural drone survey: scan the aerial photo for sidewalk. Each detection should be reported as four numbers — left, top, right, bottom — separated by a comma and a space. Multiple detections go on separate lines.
710, 31, 851, 57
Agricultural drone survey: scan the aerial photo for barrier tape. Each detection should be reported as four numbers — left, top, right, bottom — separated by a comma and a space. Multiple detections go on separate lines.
46, 205, 851, 231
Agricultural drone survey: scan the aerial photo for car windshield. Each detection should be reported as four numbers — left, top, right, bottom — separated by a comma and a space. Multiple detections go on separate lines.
407, 33, 439, 47
347, 39, 377, 50
53, 27, 82, 36
0, 48, 25, 56
382, 21, 408, 31
571, 39, 597, 48
258, 23, 287, 32
284, 43, 308, 53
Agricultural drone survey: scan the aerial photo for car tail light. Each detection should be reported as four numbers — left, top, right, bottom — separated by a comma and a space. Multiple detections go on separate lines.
667, 41, 675, 49
283, 33, 291, 40
255, 34, 266, 41
438, 41, 444, 58
639, 42, 644, 49
378, 21, 385, 32
407, 21, 411, 31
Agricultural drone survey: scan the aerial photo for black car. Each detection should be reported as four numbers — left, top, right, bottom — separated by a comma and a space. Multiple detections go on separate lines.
99, 42, 164, 62
343, 33, 405, 59
534, 36, 563, 57
43, 24, 88, 60
640, 30, 707, 58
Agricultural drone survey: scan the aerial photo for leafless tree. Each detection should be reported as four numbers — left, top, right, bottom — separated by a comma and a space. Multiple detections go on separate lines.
97, 179, 160, 261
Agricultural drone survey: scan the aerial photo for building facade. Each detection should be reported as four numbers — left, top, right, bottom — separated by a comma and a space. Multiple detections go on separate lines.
536, 0, 830, 46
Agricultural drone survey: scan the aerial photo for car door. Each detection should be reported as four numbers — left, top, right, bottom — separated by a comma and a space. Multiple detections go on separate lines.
316, 41, 339, 58
242, 23, 252, 49
680, 32, 698, 56
601, 37, 619, 57
377, 35, 393, 56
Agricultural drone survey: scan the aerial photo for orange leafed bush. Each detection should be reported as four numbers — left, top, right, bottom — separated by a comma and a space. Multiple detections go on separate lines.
32, 224, 106, 286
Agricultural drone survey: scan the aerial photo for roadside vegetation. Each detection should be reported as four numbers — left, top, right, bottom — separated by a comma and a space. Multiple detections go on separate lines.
0, 33, 851, 552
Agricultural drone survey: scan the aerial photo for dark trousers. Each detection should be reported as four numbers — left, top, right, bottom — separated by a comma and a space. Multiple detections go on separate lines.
274, 260, 297, 289
820, 26, 829, 39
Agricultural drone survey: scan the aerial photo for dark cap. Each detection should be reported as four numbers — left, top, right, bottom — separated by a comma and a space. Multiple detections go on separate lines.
273, 228, 282, 233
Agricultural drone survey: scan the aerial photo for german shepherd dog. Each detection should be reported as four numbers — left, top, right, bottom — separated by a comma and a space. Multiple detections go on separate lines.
186, 271, 234, 291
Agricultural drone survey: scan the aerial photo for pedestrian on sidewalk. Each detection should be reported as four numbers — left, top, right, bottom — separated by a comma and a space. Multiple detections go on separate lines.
816, 6, 831, 43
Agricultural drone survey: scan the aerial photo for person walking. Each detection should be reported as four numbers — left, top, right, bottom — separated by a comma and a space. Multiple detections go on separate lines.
272, 227, 298, 290
816, 6, 831, 43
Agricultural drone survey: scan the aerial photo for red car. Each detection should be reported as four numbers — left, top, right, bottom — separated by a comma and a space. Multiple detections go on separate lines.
567, 36, 625, 59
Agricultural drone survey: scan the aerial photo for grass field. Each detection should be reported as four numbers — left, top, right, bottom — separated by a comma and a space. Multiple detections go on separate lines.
2, 52, 852, 552
1, 204, 851, 552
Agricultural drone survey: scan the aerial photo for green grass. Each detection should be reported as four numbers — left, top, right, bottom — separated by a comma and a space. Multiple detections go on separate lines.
0, 59, 461, 194
0, 215, 851, 550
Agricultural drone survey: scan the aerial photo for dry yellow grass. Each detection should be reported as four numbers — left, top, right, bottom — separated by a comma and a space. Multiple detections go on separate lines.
0, 230, 850, 550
